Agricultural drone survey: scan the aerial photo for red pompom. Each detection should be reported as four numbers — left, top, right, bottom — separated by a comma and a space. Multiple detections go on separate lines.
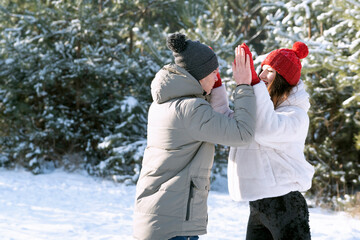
292, 42, 309, 59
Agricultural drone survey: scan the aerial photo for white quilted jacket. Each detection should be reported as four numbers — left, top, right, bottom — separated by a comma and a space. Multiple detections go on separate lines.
210, 81, 314, 201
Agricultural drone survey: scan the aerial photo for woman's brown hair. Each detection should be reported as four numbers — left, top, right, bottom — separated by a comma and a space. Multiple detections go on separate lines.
260, 70, 295, 109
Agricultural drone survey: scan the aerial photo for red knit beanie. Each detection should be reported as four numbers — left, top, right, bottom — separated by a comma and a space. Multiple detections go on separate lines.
261, 42, 309, 86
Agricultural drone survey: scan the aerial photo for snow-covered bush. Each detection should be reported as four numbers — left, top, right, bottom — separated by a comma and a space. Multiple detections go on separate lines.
0, 0, 358, 205
260, 0, 360, 206
0, 1, 156, 175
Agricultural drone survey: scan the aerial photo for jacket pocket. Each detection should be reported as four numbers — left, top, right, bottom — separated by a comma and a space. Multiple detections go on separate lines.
185, 177, 210, 221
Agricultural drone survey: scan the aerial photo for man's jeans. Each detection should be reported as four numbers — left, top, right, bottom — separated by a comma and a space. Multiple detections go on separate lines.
169, 236, 199, 240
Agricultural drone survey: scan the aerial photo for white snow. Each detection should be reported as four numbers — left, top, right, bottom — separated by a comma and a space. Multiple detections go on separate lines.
0, 169, 359, 240
121, 96, 139, 113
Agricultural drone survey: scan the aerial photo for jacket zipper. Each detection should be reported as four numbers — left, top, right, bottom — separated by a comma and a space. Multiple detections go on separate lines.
185, 181, 194, 221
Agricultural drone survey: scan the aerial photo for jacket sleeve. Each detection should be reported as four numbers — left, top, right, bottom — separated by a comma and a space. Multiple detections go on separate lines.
182, 85, 256, 147
253, 82, 309, 147
209, 85, 234, 117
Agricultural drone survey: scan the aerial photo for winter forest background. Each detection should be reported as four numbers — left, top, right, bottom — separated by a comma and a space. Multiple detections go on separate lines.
0, 0, 359, 212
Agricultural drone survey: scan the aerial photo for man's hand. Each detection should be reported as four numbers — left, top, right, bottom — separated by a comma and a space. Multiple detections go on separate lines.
213, 71, 222, 88
208, 46, 222, 89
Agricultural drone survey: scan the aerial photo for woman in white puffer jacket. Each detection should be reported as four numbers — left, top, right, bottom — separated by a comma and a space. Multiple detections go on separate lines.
210, 42, 314, 240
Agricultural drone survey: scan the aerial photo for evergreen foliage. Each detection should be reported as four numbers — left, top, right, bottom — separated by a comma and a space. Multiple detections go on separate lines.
0, 0, 359, 206
259, 0, 360, 205
0, 0, 157, 176
306, 0, 360, 204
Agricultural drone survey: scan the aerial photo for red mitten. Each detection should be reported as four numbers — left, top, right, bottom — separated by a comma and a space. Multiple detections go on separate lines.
213, 71, 222, 88
240, 43, 260, 86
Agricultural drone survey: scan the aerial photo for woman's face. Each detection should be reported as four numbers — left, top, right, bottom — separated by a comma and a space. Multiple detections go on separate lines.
199, 68, 219, 95
259, 65, 276, 86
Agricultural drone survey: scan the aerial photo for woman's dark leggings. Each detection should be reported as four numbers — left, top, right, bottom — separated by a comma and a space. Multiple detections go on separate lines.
246, 191, 311, 240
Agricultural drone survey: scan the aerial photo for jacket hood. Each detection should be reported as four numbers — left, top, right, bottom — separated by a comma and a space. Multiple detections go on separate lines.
278, 80, 310, 112
151, 64, 205, 104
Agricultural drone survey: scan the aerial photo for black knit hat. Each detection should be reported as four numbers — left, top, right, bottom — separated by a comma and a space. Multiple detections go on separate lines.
166, 33, 219, 81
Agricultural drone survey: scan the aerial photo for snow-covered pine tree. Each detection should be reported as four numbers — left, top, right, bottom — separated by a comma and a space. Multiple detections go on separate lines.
260, 0, 360, 206
0, 1, 152, 175
307, 0, 360, 205
2, 0, 358, 197
0, 0, 275, 181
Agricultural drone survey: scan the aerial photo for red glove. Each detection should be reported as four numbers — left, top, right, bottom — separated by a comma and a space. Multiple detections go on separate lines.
240, 43, 260, 86
213, 71, 222, 88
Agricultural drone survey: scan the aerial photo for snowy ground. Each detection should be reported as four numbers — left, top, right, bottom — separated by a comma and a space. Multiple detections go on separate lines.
1, 169, 359, 240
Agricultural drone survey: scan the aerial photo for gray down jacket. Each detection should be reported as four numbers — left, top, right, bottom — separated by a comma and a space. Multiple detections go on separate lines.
133, 64, 256, 240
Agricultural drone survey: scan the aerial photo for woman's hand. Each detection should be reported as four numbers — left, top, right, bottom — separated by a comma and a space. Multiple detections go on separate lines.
232, 46, 251, 86
240, 43, 260, 86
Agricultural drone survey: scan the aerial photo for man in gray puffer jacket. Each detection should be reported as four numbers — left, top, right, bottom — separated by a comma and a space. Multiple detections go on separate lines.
133, 33, 256, 240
